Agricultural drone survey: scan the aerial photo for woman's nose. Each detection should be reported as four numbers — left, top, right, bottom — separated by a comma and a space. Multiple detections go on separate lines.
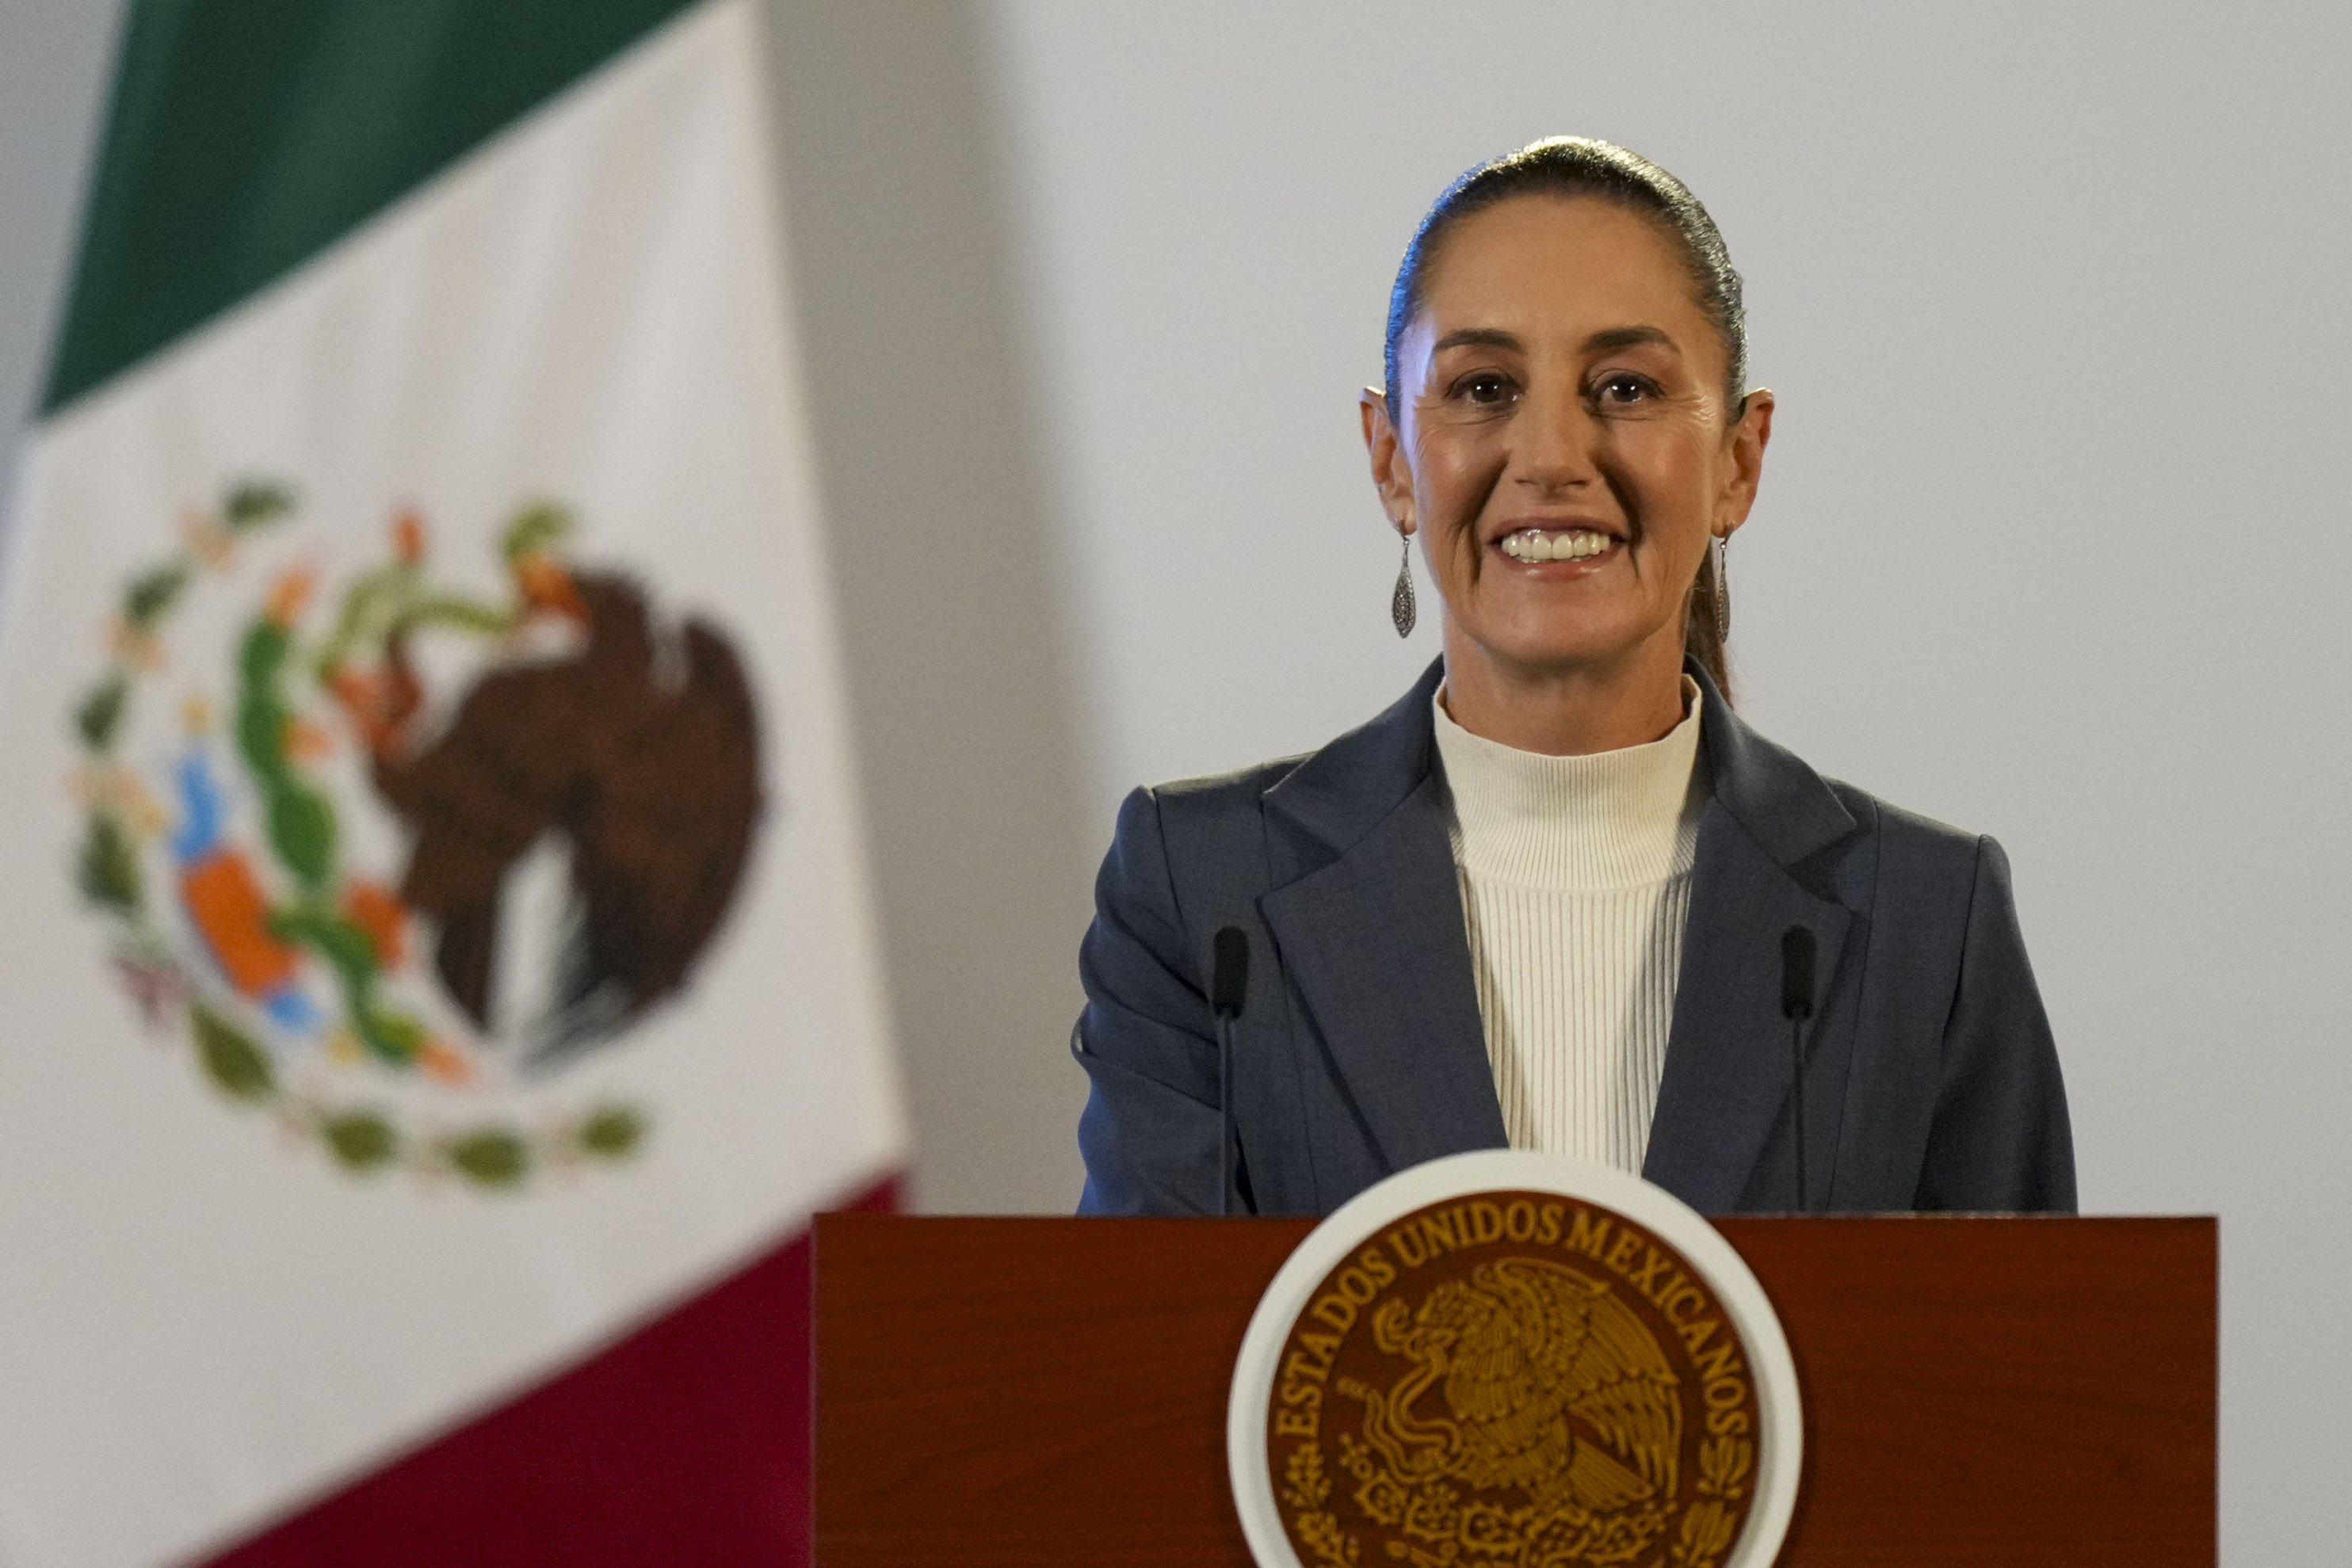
1511, 383, 1598, 491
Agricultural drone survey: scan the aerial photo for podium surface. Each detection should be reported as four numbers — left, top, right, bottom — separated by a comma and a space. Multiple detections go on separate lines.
813, 1215, 2212, 1566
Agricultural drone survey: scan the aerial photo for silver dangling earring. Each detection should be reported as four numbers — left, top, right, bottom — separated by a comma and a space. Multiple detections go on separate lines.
1391, 531, 1417, 638
1712, 534, 1731, 643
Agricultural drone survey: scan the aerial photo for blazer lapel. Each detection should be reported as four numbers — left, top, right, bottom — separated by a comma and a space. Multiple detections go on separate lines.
1642, 801, 1853, 1210
1644, 665, 1862, 1212
1258, 662, 1506, 1175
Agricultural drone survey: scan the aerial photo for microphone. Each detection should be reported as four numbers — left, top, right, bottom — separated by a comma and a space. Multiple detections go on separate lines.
1212, 926, 1250, 1021
1780, 925, 1816, 1212
1211, 927, 1250, 1218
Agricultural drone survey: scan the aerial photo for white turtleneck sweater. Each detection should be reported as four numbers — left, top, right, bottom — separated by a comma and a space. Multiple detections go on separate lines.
1430, 679, 1705, 1173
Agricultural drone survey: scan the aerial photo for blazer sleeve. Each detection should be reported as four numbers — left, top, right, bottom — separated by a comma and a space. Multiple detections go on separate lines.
1915, 835, 2078, 1212
1071, 786, 1228, 1215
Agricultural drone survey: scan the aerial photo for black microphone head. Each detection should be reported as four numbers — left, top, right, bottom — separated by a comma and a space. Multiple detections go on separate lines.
1780, 925, 1816, 1020
1211, 926, 1250, 1019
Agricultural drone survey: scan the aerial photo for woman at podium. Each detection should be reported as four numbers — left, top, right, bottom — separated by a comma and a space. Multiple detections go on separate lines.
1071, 138, 2074, 1219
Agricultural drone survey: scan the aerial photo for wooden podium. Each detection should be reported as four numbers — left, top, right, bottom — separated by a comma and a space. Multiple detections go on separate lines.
812, 1215, 2213, 1566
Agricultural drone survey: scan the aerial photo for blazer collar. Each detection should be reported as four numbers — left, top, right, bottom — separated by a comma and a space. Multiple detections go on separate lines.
1684, 660, 1857, 869
1257, 655, 1866, 1211
1259, 657, 1447, 855
1262, 655, 1856, 868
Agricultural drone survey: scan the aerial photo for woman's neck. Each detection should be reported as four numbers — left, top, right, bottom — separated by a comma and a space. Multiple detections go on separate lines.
1438, 624, 1690, 756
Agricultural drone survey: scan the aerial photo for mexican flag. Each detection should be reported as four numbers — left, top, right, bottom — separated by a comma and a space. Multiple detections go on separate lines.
0, 3, 906, 1564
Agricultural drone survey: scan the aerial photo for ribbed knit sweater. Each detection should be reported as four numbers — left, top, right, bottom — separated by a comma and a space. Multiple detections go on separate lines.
1430, 680, 1704, 1173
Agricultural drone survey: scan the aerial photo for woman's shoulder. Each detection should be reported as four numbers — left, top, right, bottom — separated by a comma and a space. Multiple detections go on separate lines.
1715, 750, 2022, 981
1701, 679, 2000, 878
1812, 773, 2010, 902
1109, 752, 1316, 876
1143, 751, 1318, 807
1124, 660, 1446, 843
1817, 775, 1984, 849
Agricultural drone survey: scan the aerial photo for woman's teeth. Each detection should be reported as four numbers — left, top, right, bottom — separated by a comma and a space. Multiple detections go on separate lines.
1500, 529, 1613, 563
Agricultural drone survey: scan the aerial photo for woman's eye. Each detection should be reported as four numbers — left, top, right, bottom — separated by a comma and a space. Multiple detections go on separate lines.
1455, 372, 1515, 405
1594, 373, 1655, 406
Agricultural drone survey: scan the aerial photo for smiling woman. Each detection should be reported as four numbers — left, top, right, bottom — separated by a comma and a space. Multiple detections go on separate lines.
1369, 189, 1763, 754
1071, 139, 2074, 1219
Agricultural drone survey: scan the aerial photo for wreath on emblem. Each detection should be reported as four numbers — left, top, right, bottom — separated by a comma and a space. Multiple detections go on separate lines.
1255, 1191, 1778, 1568
69, 479, 763, 1189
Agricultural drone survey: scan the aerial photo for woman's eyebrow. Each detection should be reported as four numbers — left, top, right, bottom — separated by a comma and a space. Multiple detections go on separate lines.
1583, 325, 1675, 353
1429, 324, 1677, 356
1430, 327, 1523, 354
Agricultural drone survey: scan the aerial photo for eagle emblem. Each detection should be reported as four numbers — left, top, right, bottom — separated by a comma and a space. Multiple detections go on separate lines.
1267, 1192, 1764, 1568
1357, 1258, 1682, 1528
66, 479, 763, 1189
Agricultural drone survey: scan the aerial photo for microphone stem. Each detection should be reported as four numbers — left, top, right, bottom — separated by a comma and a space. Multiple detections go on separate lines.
1218, 1012, 1235, 1219
1790, 1013, 1808, 1213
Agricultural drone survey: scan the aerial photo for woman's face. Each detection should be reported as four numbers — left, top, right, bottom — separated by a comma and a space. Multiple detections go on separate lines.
1365, 195, 1772, 687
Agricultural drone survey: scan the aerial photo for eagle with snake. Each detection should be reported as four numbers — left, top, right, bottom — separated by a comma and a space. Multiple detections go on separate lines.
1356, 1256, 1684, 1531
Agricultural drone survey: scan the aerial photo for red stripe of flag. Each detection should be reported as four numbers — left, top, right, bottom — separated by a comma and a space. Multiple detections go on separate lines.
197, 1175, 900, 1568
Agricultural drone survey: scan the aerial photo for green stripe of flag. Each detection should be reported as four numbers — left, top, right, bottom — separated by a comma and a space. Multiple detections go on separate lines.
43, 0, 700, 415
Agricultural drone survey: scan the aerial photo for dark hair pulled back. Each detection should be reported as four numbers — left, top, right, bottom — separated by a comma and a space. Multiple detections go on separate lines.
1384, 137, 1747, 697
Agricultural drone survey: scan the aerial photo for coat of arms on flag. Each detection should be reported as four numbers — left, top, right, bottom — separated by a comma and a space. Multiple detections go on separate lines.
69, 478, 766, 1188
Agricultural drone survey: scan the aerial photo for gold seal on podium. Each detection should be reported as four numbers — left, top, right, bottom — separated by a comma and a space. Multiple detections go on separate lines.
1230, 1152, 1800, 1568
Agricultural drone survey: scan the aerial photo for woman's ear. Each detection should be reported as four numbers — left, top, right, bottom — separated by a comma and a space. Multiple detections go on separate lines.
1360, 386, 1415, 533
1717, 387, 1775, 536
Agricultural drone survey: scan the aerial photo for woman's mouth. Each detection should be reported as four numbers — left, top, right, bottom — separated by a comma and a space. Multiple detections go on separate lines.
1498, 528, 1617, 564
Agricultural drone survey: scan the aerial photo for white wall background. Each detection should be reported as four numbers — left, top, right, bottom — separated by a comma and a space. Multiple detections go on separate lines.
3, 2, 2343, 1560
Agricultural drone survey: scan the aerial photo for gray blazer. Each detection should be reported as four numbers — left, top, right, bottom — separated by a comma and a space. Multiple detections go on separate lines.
1073, 658, 2075, 1217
